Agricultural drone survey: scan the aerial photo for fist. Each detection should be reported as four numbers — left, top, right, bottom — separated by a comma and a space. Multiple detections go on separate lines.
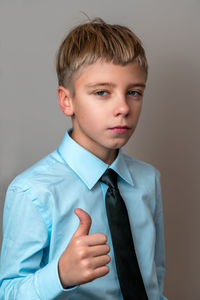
58, 208, 110, 288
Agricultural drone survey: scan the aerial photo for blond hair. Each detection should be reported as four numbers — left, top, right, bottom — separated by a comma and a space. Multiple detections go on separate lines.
56, 18, 148, 89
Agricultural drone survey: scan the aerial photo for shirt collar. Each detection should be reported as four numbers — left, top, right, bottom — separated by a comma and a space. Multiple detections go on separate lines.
57, 130, 134, 190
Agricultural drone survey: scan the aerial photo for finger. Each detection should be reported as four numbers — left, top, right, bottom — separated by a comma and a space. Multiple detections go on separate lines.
73, 208, 92, 238
88, 244, 110, 257
90, 255, 111, 269
84, 233, 108, 246
92, 265, 110, 280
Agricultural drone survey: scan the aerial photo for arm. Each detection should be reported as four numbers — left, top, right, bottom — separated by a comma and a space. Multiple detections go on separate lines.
0, 186, 76, 300
0, 186, 110, 300
154, 172, 168, 300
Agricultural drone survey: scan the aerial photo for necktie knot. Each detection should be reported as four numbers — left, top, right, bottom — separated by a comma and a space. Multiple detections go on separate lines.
100, 168, 118, 190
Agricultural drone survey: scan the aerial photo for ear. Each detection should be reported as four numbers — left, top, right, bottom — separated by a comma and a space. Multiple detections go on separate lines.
57, 86, 74, 116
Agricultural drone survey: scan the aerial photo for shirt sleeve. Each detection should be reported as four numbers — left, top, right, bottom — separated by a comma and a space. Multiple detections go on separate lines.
0, 185, 78, 300
154, 171, 168, 300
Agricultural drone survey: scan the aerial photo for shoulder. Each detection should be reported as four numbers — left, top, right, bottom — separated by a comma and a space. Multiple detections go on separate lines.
123, 153, 160, 175
8, 149, 70, 193
5, 150, 72, 229
122, 153, 161, 186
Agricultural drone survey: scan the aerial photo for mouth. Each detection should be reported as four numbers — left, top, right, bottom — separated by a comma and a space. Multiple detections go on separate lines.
109, 126, 130, 133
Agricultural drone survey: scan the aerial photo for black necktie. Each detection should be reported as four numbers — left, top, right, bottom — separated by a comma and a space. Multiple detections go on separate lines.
101, 168, 148, 300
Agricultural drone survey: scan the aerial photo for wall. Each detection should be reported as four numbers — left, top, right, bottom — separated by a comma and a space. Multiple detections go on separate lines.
0, 1, 200, 299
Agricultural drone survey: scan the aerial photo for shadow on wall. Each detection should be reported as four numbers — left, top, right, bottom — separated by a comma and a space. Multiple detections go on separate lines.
156, 60, 199, 300
142, 57, 199, 299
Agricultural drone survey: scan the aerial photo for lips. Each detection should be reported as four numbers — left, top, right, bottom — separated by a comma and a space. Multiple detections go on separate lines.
109, 126, 130, 133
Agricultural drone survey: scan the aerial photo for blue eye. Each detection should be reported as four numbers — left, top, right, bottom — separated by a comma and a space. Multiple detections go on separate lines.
95, 90, 108, 96
128, 90, 139, 96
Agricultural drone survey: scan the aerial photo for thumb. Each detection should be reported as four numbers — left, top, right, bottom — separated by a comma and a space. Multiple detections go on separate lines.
73, 208, 92, 238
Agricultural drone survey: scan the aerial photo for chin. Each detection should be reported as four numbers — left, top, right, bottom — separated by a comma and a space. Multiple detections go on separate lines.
108, 140, 128, 149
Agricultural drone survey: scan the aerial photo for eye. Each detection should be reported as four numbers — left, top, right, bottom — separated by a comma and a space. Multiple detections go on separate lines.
94, 90, 109, 96
128, 90, 141, 97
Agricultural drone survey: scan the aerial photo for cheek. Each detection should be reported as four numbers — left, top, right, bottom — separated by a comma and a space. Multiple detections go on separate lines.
131, 103, 142, 119
136, 107, 142, 119
83, 105, 106, 123
77, 108, 101, 130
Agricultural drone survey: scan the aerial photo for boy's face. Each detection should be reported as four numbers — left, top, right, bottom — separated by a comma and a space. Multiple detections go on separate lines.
58, 61, 146, 164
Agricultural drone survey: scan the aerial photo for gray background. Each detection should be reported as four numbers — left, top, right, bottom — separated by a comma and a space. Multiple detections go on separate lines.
0, 1, 200, 299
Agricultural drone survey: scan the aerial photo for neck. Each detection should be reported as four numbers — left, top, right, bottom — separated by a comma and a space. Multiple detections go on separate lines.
70, 131, 118, 164
100, 149, 118, 165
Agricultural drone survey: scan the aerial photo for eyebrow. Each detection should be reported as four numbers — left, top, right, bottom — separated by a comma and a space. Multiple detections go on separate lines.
85, 82, 146, 89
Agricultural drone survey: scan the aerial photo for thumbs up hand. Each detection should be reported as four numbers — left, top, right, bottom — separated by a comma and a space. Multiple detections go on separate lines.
58, 208, 110, 288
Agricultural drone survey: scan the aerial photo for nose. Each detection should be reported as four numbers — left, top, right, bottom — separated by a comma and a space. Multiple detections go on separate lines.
113, 96, 130, 117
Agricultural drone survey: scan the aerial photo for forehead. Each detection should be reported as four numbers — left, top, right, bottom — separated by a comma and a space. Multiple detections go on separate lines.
73, 61, 147, 90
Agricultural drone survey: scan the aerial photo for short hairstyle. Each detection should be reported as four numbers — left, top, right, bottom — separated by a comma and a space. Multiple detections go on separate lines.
56, 18, 148, 90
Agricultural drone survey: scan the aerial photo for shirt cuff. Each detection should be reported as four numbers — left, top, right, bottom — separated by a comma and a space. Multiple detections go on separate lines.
35, 257, 78, 299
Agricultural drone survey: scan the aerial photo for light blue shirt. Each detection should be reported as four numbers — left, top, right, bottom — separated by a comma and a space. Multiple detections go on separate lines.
0, 130, 167, 300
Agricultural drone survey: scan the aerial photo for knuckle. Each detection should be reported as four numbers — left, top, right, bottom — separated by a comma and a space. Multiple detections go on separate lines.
80, 258, 91, 269
77, 248, 88, 260
74, 238, 82, 247
83, 269, 94, 282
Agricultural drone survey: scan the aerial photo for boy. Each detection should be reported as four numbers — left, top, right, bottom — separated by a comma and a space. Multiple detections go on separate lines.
0, 19, 167, 299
